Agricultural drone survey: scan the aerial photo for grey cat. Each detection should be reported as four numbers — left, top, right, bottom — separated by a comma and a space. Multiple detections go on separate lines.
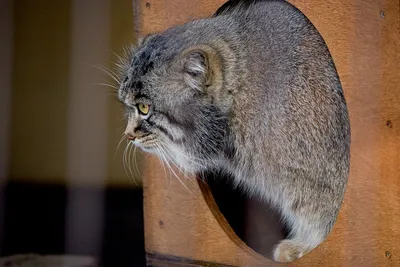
117, 0, 350, 262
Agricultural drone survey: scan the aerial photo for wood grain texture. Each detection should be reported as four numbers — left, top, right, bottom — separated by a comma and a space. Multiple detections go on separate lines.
136, 0, 400, 266
146, 253, 236, 267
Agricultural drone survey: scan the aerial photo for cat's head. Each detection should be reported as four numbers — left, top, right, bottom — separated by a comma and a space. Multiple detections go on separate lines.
117, 34, 231, 172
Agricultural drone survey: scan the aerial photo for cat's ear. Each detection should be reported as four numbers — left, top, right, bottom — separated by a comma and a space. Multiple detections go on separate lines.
180, 47, 214, 91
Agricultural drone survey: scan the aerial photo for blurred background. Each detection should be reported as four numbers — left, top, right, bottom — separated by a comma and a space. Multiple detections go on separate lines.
0, 0, 145, 266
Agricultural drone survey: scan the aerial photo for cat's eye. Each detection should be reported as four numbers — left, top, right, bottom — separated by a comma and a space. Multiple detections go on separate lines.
137, 103, 150, 115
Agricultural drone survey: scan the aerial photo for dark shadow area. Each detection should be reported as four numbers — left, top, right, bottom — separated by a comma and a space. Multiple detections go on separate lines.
203, 171, 287, 259
0, 185, 5, 256
0, 181, 145, 267
102, 187, 145, 267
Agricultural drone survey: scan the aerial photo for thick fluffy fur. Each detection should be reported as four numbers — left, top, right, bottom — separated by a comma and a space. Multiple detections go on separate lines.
118, 0, 350, 262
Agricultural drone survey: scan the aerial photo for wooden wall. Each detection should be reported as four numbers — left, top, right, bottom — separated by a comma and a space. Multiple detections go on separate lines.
135, 0, 400, 266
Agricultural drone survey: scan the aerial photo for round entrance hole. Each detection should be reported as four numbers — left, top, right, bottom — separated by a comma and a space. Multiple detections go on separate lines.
198, 171, 288, 260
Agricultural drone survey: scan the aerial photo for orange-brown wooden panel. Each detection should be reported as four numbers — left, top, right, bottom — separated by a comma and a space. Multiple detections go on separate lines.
134, 0, 400, 266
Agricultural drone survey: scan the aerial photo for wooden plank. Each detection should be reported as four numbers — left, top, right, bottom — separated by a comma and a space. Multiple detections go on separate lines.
146, 253, 236, 267
136, 0, 400, 266
133, 0, 225, 36
0, 254, 98, 267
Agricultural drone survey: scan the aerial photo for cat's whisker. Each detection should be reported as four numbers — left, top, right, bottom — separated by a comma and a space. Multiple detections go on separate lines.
114, 45, 137, 76
113, 52, 127, 71
122, 140, 131, 181
157, 143, 197, 187
114, 134, 127, 160
133, 146, 143, 182
101, 65, 121, 83
154, 145, 171, 194
127, 141, 139, 185
159, 140, 206, 167
157, 145, 193, 194
158, 140, 210, 177
127, 143, 135, 181
113, 51, 124, 61
126, 141, 133, 175
90, 64, 121, 84
95, 83, 119, 90
92, 83, 119, 98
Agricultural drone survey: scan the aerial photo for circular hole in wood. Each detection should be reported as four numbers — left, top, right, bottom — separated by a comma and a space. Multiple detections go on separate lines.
198, 171, 288, 260
193, 0, 349, 262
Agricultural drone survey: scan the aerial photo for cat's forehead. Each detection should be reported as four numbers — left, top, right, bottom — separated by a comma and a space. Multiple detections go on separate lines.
118, 50, 158, 101
130, 49, 156, 78
120, 47, 157, 90
118, 35, 177, 102
133, 35, 168, 63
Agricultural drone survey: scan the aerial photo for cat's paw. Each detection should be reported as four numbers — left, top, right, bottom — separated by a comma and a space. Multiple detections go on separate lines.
273, 239, 311, 263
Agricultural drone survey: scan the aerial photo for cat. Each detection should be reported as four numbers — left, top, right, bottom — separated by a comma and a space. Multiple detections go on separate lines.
117, 0, 350, 262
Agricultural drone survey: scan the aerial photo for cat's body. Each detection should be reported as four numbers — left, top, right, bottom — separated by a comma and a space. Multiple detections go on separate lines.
118, 0, 350, 262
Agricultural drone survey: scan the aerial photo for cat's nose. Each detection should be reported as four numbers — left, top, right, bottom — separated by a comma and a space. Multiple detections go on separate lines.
125, 132, 136, 141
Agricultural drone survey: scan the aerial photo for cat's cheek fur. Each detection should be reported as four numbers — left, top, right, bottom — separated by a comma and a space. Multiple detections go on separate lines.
166, 145, 204, 174
136, 144, 157, 154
